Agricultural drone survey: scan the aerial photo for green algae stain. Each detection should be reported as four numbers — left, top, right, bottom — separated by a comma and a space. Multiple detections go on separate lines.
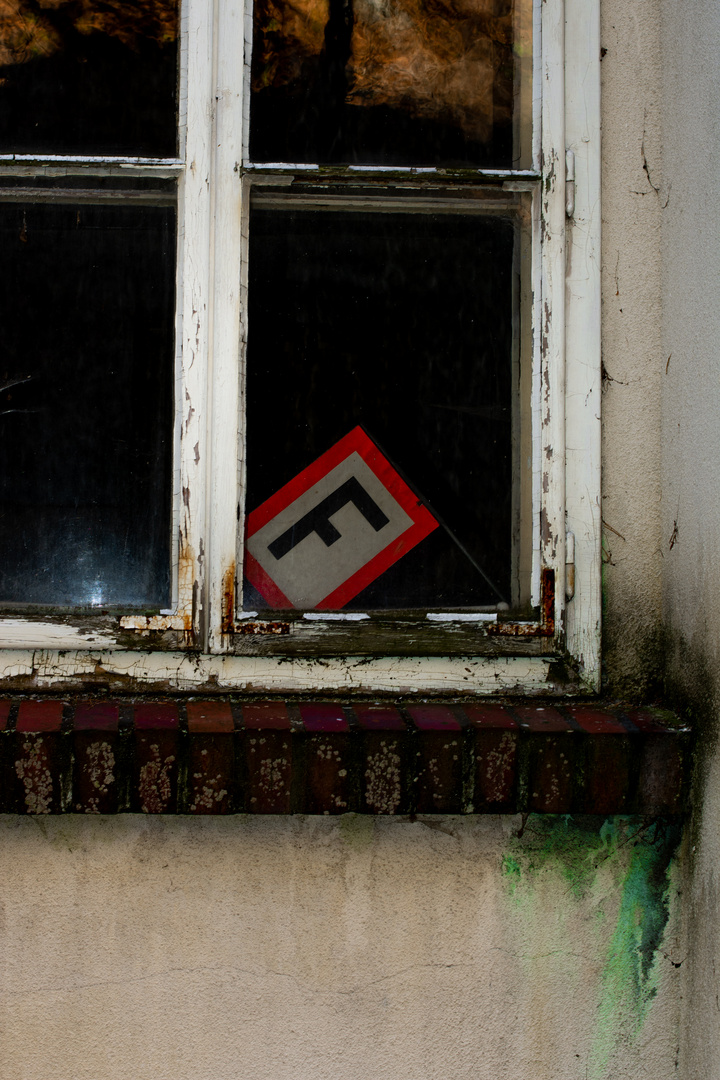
501, 815, 681, 1080
504, 814, 623, 899
338, 813, 375, 849
501, 854, 522, 895
588, 820, 681, 1079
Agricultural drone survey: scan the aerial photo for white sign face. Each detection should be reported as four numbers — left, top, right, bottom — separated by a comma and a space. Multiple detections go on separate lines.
244, 427, 438, 610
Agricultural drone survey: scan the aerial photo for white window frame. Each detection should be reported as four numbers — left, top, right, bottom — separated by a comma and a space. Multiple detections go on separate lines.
0, 0, 600, 697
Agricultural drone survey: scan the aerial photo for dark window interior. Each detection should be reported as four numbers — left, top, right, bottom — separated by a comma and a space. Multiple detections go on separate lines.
0, 201, 175, 609
250, 0, 516, 167
0, 0, 179, 156
244, 204, 515, 610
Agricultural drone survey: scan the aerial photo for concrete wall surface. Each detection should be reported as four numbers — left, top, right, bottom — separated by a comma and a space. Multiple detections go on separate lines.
599, 0, 665, 699
659, 0, 720, 1074
0, 814, 683, 1080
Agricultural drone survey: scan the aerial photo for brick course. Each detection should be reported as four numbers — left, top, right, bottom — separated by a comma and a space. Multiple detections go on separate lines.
0, 699, 690, 816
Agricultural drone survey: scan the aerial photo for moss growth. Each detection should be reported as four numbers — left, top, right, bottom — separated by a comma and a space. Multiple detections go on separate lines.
502, 815, 681, 1079
502, 815, 622, 901
588, 819, 681, 1077
338, 813, 375, 849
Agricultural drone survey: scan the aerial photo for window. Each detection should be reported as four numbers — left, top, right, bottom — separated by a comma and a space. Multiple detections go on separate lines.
0, 0, 600, 696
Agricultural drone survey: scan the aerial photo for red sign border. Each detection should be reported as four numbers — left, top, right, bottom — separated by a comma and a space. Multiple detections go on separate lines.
245, 426, 438, 610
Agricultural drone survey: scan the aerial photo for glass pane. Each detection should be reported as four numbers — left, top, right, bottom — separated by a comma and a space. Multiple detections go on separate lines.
0, 0, 179, 156
0, 200, 175, 609
244, 200, 527, 611
250, 0, 533, 168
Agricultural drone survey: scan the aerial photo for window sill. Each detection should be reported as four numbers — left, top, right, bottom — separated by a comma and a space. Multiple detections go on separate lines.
0, 699, 689, 816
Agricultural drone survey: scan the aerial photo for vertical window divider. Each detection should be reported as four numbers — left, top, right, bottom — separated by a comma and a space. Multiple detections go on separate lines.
177, 0, 216, 645
564, 0, 602, 689
539, 0, 567, 639
207, 0, 246, 652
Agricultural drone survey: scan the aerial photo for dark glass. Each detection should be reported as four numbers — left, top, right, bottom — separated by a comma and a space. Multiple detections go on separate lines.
250, 0, 530, 168
0, 201, 175, 609
244, 204, 515, 610
0, 0, 179, 156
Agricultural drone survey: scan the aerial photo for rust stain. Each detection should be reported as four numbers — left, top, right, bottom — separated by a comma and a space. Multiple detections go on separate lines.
178, 532, 196, 640
237, 621, 290, 636
221, 563, 236, 635
488, 567, 555, 638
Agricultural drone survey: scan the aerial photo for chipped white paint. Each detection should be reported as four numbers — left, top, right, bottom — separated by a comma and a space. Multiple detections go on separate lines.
426, 613, 497, 623
119, 616, 186, 633
174, 0, 215, 637
539, 0, 567, 634
0, 621, 120, 650
563, 0, 602, 690
0, 650, 554, 695
303, 613, 370, 622
206, 0, 246, 653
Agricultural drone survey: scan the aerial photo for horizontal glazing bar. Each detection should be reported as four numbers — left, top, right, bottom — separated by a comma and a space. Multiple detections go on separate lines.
243, 162, 541, 179
0, 156, 184, 166
0, 189, 176, 205
251, 194, 525, 214
0, 166, 184, 181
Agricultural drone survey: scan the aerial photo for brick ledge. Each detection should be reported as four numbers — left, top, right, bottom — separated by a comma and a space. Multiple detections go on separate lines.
0, 699, 689, 816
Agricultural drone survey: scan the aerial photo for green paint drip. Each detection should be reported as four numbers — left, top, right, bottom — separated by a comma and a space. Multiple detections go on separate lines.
501, 815, 681, 1080
588, 820, 681, 1079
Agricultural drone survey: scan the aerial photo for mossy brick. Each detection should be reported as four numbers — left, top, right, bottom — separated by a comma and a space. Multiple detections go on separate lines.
354, 705, 408, 815
583, 733, 631, 814
300, 704, 353, 814
566, 705, 628, 734
0, 701, 11, 730
635, 733, 685, 814
408, 705, 464, 814
73, 703, 120, 814
513, 705, 577, 813
187, 701, 234, 733
243, 702, 292, 813
0, 701, 14, 813
463, 705, 518, 810
17, 700, 63, 732
526, 735, 575, 812
514, 705, 573, 732
13, 700, 67, 814
133, 702, 179, 814
186, 701, 234, 814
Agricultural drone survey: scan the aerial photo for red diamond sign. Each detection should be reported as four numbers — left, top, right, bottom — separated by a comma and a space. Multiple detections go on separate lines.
244, 426, 438, 609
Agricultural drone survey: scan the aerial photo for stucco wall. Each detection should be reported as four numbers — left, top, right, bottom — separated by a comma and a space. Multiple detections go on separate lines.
599, 0, 665, 699
0, 814, 683, 1080
659, 0, 720, 1074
